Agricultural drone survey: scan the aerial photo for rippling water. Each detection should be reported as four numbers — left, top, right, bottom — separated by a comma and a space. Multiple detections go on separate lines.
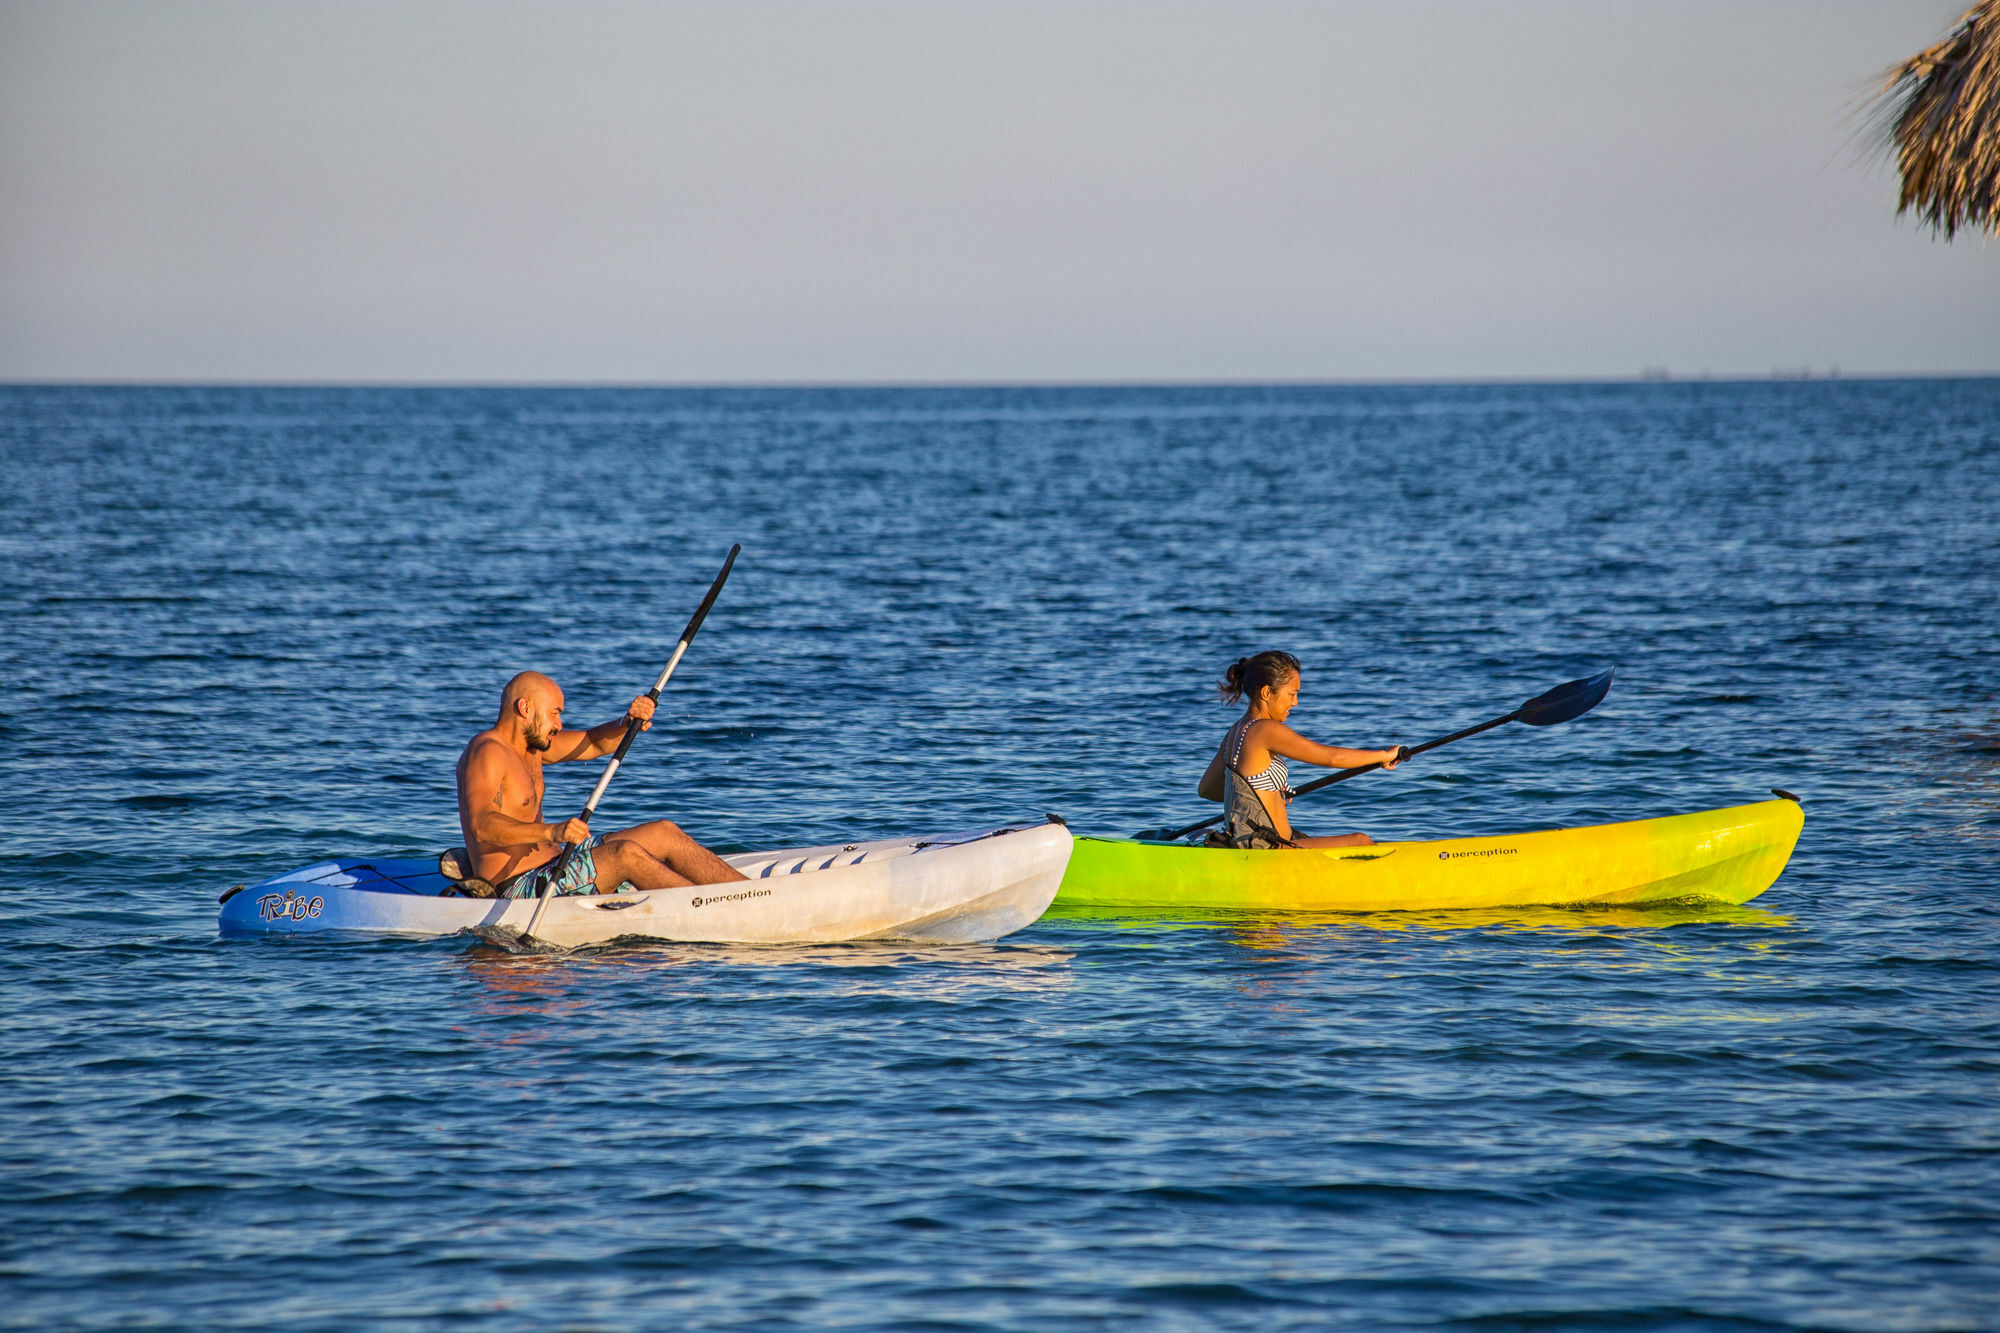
3, 381, 1996, 1329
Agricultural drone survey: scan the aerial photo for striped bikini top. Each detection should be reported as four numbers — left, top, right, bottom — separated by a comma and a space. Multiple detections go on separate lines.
1227, 717, 1289, 795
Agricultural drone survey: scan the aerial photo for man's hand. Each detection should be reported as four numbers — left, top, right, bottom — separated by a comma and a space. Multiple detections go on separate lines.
627, 695, 656, 731
548, 816, 591, 846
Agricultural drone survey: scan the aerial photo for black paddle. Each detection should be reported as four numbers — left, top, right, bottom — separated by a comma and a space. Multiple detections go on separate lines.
1136, 668, 1614, 842
518, 544, 741, 940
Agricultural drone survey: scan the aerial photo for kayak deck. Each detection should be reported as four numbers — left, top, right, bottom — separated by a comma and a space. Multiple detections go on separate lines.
220, 822, 1073, 946
1056, 797, 1803, 914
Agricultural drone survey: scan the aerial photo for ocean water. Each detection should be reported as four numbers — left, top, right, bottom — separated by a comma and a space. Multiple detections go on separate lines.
2, 380, 1995, 1330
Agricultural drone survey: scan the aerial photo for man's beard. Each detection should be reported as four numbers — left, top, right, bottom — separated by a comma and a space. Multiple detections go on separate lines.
525, 727, 554, 753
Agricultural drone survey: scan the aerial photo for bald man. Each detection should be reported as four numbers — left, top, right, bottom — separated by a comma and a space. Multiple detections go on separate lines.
455, 671, 747, 898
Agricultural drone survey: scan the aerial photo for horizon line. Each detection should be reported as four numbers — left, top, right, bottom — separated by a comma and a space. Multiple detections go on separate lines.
3, 369, 1996, 391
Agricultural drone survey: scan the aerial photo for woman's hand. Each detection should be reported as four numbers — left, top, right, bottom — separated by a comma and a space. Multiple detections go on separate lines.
1380, 746, 1406, 770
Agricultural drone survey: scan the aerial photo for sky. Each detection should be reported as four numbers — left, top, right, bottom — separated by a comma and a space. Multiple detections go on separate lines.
1, 0, 1994, 383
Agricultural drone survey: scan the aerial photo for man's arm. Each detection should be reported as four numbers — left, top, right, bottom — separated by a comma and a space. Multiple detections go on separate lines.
462, 742, 587, 850
541, 695, 656, 764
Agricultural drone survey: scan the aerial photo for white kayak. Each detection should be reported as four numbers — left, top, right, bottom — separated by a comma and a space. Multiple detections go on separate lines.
218, 820, 1073, 947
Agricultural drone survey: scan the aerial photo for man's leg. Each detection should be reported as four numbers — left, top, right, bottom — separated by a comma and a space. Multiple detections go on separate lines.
588, 838, 694, 892
604, 820, 748, 885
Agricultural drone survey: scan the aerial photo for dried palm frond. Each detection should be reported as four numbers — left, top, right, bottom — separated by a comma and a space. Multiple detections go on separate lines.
1872, 0, 2000, 239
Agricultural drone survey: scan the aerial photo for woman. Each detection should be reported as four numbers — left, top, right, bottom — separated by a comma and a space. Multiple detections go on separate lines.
1197, 650, 1403, 848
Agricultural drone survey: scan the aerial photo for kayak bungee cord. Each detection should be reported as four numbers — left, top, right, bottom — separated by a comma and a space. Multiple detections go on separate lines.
1138, 668, 1614, 842
518, 543, 741, 942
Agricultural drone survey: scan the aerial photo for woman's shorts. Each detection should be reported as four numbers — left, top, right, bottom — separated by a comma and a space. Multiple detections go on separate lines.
1205, 822, 1299, 850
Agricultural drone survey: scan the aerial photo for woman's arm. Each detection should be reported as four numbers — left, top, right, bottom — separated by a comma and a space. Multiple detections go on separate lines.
1258, 721, 1400, 771
1197, 741, 1229, 801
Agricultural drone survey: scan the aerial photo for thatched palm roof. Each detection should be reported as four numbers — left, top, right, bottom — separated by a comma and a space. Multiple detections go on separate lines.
1875, 0, 2000, 238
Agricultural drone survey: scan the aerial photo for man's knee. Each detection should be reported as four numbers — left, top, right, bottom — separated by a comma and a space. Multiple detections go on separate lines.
611, 819, 682, 842
629, 820, 696, 856
592, 840, 649, 882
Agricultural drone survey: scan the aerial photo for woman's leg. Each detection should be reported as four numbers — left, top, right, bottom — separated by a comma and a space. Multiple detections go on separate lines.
1291, 832, 1375, 849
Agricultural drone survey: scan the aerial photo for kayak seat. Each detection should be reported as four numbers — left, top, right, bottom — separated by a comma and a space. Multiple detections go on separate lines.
437, 847, 501, 899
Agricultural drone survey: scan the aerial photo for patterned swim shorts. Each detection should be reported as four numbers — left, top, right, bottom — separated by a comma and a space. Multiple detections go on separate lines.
499, 834, 605, 899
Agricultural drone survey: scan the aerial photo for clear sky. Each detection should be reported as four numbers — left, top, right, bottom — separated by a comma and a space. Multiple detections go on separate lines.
1, 0, 1993, 383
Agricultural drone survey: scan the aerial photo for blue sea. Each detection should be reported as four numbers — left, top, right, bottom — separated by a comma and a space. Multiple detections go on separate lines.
3, 380, 1996, 1330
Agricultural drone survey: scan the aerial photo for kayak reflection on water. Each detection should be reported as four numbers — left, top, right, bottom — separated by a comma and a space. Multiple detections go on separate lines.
1042, 899, 1797, 936
1197, 651, 1406, 849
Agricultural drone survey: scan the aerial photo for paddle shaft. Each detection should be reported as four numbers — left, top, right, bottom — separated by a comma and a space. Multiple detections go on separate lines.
1286, 711, 1514, 801
522, 544, 740, 938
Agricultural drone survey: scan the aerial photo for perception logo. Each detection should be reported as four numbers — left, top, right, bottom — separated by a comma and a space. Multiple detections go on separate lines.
691, 888, 774, 908
1438, 847, 1519, 861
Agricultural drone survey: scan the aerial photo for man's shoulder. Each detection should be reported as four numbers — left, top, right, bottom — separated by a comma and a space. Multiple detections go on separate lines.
460, 731, 529, 778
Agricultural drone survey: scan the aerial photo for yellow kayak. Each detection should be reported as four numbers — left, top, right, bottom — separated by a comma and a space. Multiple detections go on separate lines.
1055, 795, 1803, 913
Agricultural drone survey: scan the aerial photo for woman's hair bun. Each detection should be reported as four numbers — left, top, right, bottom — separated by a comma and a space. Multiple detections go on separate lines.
1218, 650, 1301, 703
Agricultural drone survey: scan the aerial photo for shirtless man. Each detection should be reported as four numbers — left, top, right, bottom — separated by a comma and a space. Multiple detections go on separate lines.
455, 671, 747, 898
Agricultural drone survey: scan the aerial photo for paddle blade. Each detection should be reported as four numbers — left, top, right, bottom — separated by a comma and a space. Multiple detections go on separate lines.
1518, 668, 1613, 727
469, 924, 569, 954
469, 924, 531, 951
